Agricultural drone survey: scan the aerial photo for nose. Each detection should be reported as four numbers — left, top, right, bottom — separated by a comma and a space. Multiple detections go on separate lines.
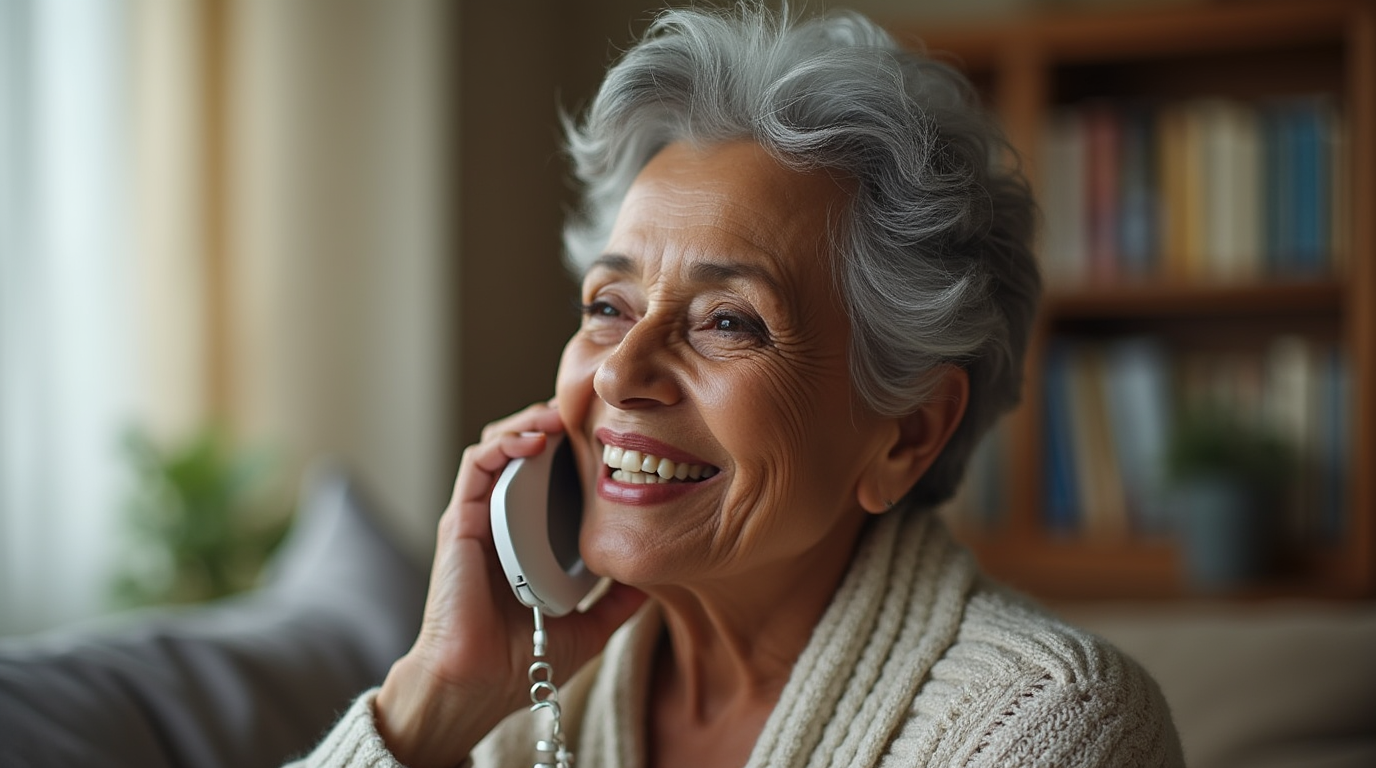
593, 318, 682, 410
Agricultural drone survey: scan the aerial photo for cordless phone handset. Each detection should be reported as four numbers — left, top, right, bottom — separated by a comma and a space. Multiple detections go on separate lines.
490, 433, 600, 617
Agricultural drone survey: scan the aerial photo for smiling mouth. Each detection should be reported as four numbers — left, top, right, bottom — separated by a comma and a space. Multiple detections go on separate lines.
601, 443, 719, 485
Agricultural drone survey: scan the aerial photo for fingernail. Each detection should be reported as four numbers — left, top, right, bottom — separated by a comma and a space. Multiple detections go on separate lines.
519, 430, 544, 438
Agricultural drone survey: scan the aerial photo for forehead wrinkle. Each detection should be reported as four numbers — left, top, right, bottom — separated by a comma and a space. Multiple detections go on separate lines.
627, 163, 795, 254
584, 253, 638, 280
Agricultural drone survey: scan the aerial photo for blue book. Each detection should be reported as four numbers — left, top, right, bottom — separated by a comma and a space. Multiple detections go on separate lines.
1104, 337, 1173, 535
1319, 347, 1350, 542
964, 425, 1006, 528
1117, 105, 1158, 278
1290, 100, 1325, 272
1042, 343, 1080, 534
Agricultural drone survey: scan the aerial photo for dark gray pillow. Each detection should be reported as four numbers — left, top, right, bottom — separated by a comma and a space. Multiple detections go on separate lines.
0, 461, 428, 768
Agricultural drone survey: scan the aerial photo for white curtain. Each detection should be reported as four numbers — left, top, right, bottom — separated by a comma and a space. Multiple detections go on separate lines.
0, 0, 136, 636
1, 0, 457, 636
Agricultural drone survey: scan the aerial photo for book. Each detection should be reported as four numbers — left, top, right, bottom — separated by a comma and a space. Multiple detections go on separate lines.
1103, 337, 1173, 535
1085, 103, 1122, 285
1041, 110, 1090, 287
1265, 335, 1318, 540
1317, 347, 1351, 541
1040, 93, 1340, 287
1155, 104, 1191, 282
1116, 104, 1158, 280
1177, 102, 1208, 280
1288, 96, 1335, 274
1330, 105, 1350, 273
1067, 345, 1131, 541
1042, 342, 1080, 534
957, 423, 1007, 529
1197, 99, 1262, 283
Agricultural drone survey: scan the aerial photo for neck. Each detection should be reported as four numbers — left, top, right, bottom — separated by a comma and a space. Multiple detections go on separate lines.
646, 512, 869, 724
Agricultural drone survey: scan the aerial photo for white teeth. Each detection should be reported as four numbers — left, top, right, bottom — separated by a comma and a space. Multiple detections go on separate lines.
601, 443, 716, 485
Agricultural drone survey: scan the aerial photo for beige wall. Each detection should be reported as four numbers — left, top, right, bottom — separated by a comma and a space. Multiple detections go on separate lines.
227, 0, 453, 558
131, 0, 210, 443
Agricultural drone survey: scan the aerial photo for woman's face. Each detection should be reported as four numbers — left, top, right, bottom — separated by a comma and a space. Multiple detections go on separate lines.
555, 140, 897, 589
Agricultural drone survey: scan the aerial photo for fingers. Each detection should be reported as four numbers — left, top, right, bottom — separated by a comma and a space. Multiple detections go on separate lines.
479, 400, 564, 443
445, 401, 566, 540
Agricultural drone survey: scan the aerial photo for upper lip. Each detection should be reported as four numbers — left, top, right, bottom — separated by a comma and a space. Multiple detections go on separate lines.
594, 427, 716, 468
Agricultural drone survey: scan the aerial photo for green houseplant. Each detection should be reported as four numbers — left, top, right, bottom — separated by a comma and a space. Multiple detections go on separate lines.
114, 426, 291, 607
1165, 405, 1294, 591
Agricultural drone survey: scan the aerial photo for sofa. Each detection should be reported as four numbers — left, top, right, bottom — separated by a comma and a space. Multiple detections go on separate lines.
0, 461, 428, 767
3, 466, 1373, 767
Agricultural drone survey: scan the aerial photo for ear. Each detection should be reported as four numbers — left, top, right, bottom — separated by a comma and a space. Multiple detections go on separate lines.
856, 365, 969, 514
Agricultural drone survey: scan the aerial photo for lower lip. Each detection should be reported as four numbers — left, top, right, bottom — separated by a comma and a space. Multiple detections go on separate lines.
596, 472, 715, 505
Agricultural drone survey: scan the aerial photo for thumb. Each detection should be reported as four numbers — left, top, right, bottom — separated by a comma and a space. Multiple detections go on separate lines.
549, 582, 649, 677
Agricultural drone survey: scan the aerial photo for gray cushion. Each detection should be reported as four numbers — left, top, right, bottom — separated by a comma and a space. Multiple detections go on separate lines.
0, 461, 427, 768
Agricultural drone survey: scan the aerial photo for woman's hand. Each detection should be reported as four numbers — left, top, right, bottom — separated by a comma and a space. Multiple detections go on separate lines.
373, 402, 646, 768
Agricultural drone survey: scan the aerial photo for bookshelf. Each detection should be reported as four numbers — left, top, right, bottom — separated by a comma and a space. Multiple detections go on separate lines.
897, 0, 1375, 599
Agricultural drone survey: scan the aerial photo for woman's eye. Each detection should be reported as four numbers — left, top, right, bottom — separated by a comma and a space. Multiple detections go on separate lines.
709, 311, 765, 338
580, 300, 620, 319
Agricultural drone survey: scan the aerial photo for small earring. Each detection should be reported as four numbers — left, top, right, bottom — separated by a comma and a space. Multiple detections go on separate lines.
884, 498, 895, 510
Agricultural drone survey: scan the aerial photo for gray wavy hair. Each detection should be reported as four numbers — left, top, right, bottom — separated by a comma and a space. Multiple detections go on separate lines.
563, 4, 1041, 508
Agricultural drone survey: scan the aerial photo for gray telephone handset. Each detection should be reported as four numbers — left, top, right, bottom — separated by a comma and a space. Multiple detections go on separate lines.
490, 433, 601, 617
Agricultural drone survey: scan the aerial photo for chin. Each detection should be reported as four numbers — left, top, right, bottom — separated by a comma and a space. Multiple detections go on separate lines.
580, 523, 678, 587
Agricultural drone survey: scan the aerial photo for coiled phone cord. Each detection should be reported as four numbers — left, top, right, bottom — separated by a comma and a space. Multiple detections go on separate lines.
528, 606, 574, 768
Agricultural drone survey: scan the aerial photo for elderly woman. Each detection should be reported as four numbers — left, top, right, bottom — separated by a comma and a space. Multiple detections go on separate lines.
294, 5, 1181, 767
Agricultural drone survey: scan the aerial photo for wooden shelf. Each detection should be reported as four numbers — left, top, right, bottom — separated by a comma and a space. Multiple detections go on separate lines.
956, 528, 1372, 601
908, 0, 1376, 602
1045, 279, 1343, 321
915, 0, 1357, 69
959, 533, 1183, 599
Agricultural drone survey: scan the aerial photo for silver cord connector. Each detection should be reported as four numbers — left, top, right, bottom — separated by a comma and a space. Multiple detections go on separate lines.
531, 605, 547, 657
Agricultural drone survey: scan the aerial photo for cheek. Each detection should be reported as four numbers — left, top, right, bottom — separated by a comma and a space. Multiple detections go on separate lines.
709, 360, 867, 506
699, 361, 826, 481
555, 337, 603, 424
727, 358, 832, 437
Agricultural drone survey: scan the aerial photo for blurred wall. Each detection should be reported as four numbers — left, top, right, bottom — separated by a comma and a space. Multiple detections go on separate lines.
452, 2, 667, 447
226, 0, 453, 558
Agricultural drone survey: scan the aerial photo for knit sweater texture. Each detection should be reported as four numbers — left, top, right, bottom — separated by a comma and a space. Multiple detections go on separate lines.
291, 511, 1183, 767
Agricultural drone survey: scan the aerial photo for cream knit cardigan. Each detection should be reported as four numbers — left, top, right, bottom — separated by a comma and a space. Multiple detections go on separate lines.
294, 512, 1183, 767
